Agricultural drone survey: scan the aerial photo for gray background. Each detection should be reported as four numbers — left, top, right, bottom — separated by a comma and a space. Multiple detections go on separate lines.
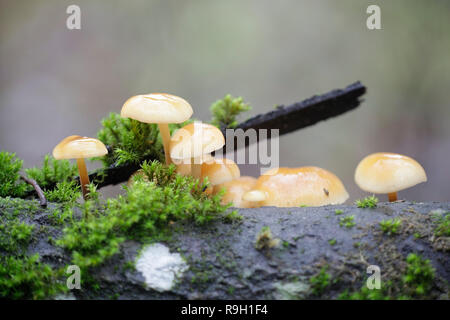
1, 0, 449, 201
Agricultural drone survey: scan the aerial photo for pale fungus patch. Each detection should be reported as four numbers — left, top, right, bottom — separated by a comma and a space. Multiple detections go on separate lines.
135, 243, 188, 292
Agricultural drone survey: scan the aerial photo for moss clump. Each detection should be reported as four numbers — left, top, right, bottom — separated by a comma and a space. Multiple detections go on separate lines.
433, 212, 450, 237
0, 254, 66, 299
403, 253, 435, 296
45, 181, 81, 203
57, 160, 231, 270
0, 151, 28, 197
309, 266, 332, 295
334, 209, 344, 215
97, 112, 165, 166
0, 219, 33, 253
379, 218, 402, 236
254, 226, 280, 250
339, 215, 355, 229
340, 253, 437, 300
210, 94, 251, 129
25, 154, 78, 190
355, 195, 378, 208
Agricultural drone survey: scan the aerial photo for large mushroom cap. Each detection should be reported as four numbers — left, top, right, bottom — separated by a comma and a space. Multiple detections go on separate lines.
120, 93, 193, 124
170, 122, 225, 160
201, 157, 240, 186
53, 135, 108, 159
355, 152, 427, 194
215, 176, 258, 208
248, 167, 349, 207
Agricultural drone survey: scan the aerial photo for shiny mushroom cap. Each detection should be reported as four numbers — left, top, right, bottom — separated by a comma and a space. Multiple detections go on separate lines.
120, 93, 193, 124
354, 152, 427, 194
53, 135, 108, 159
215, 176, 258, 208
170, 122, 225, 160
201, 157, 240, 186
244, 167, 349, 207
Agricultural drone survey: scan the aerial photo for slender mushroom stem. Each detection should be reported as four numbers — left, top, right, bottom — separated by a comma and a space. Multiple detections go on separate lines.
158, 123, 172, 165
77, 158, 90, 200
191, 156, 202, 180
20, 175, 47, 207
388, 192, 398, 202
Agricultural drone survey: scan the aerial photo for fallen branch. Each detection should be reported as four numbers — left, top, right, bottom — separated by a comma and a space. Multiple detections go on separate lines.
47, 82, 367, 190
20, 175, 47, 207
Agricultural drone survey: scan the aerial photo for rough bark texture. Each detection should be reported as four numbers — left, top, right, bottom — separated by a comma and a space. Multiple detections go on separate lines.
20, 200, 450, 300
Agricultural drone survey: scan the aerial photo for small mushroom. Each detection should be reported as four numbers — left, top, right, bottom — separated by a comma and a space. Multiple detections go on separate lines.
170, 122, 225, 179
243, 167, 349, 207
53, 135, 108, 199
214, 176, 258, 208
354, 152, 427, 202
120, 93, 193, 164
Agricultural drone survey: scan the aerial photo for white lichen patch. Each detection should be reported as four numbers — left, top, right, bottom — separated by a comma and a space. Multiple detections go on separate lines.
135, 243, 188, 292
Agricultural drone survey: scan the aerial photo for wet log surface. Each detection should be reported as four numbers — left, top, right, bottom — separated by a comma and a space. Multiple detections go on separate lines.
21, 200, 450, 300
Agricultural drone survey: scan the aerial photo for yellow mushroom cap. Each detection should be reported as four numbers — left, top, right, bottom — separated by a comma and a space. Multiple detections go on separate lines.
201, 157, 240, 186
215, 176, 258, 208
170, 122, 225, 160
53, 135, 108, 159
246, 167, 349, 207
120, 93, 193, 124
354, 152, 427, 194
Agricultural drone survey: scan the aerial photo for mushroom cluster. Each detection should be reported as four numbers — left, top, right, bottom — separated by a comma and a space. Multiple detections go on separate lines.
51, 92, 428, 207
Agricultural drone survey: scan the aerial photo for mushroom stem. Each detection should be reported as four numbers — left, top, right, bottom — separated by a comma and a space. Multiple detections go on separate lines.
191, 157, 202, 180
388, 192, 398, 202
158, 123, 172, 165
77, 158, 90, 200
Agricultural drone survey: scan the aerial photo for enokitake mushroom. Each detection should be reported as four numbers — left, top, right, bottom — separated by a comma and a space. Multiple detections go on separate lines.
53, 135, 108, 199
200, 157, 240, 194
214, 176, 258, 208
120, 93, 193, 165
354, 152, 427, 202
243, 167, 349, 207
170, 122, 225, 179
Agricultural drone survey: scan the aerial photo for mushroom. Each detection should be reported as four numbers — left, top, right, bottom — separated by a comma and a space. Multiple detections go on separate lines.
243, 167, 349, 207
120, 93, 193, 164
53, 135, 108, 199
354, 152, 427, 202
215, 176, 258, 208
200, 157, 240, 194
170, 122, 225, 179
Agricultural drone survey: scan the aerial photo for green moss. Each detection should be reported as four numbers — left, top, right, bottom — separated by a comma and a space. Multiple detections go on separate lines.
0, 254, 66, 299
328, 239, 337, 246
339, 215, 355, 229
355, 195, 378, 208
0, 151, 28, 197
97, 112, 165, 166
433, 212, 450, 237
309, 266, 331, 295
25, 154, 78, 190
379, 218, 402, 236
334, 209, 344, 215
0, 219, 34, 253
210, 94, 251, 129
45, 181, 81, 203
57, 161, 231, 270
403, 253, 435, 296
340, 253, 436, 299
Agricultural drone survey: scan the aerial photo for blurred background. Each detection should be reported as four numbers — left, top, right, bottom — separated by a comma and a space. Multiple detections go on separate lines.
0, 0, 449, 201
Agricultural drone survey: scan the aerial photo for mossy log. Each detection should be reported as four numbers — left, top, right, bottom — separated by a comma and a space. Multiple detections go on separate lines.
6, 200, 449, 300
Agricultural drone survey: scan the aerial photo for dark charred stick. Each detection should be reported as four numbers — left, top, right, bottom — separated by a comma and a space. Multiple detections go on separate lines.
40, 81, 367, 191
216, 81, 366, 153
20, 175, 47, 207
